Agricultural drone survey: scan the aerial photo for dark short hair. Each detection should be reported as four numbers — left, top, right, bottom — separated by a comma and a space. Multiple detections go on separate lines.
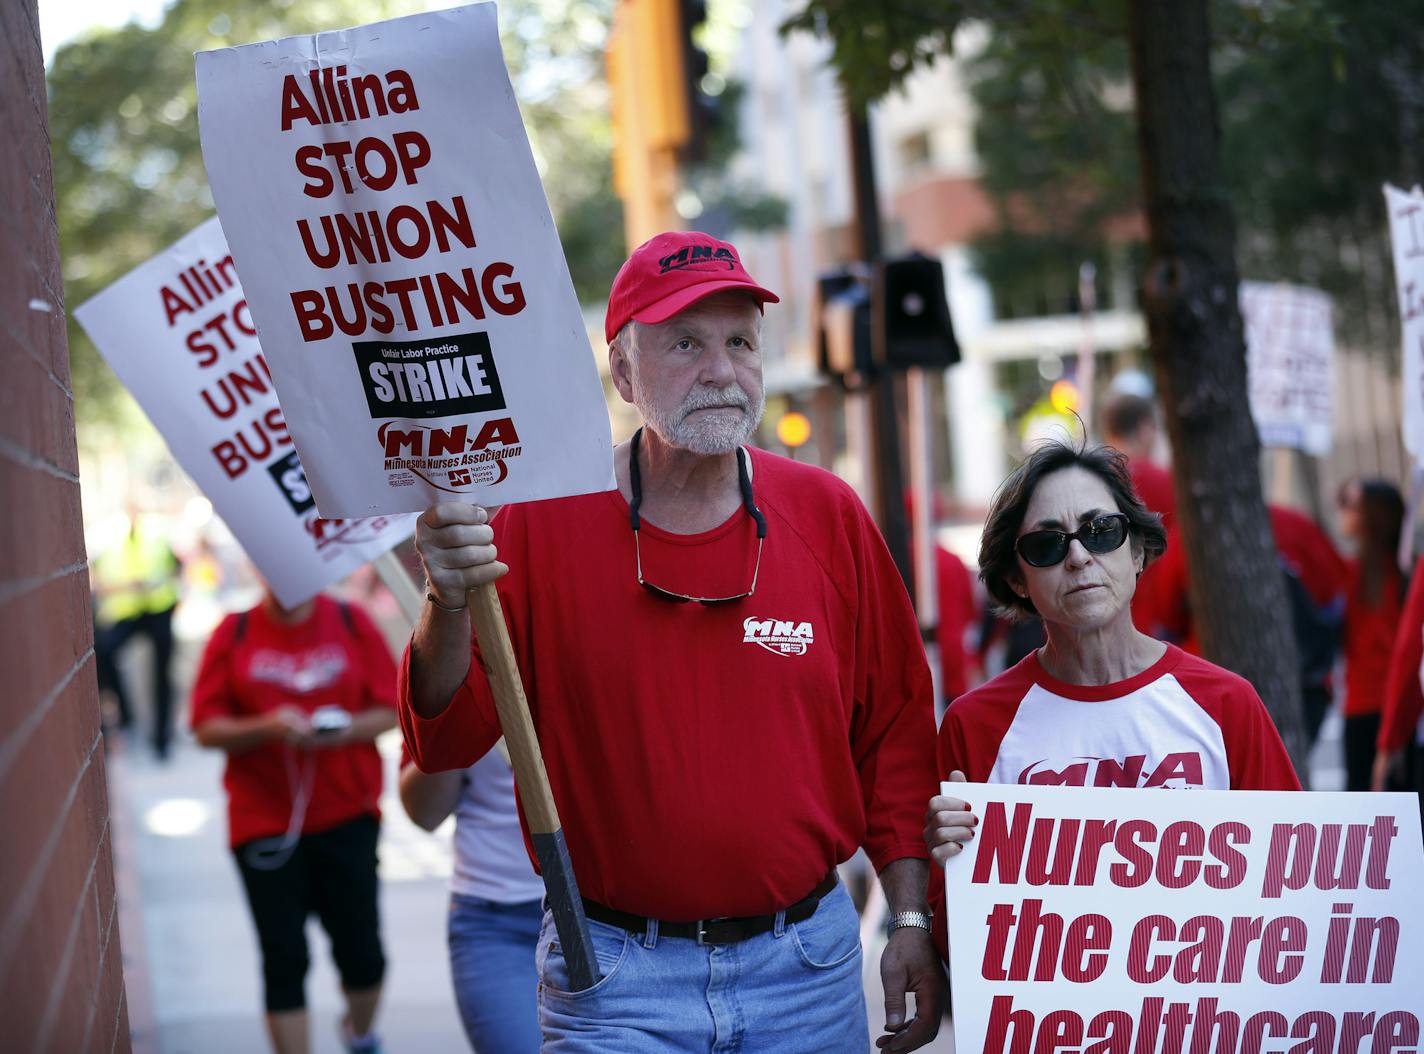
1101, 393, 1157, 443
979, 440, 1168, 619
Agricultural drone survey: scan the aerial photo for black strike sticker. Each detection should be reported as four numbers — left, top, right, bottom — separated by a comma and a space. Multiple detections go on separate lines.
352, 331, 506, 420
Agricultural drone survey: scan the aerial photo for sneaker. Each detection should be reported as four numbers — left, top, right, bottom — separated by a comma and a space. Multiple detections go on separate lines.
340, 1016, 384, 1054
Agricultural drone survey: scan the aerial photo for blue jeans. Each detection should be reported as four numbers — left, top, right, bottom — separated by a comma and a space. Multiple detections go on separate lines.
448, 894, 543, 1053
536, 883, 867, 1052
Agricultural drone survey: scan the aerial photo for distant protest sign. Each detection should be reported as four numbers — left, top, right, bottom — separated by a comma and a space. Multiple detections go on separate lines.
1241, 282, 1334, 456
945, 784, 1424, 1053
1386, 184, 1424, 462
194, 2, 614, 518
75, 217, 414, 608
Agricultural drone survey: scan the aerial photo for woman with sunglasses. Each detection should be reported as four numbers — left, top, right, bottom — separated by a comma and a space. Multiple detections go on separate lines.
923, 440, 1299, 946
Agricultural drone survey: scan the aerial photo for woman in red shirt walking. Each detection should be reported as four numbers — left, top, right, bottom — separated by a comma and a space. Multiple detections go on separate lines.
1337, 479, 1406, 791
190, 589, 398, 1054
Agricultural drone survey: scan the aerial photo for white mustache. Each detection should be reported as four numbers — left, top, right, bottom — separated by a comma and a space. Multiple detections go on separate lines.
678, 386, 750, 415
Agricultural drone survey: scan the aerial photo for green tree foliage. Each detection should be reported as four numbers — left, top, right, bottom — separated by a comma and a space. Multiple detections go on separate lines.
1212, 1, 1424, 345
784, 1, 1423, 339
684, 80, 789, 237
849, 1, 1421, 338
49, 0, 622, 422
958, 5, 1138, 318
779, 0, 956, 108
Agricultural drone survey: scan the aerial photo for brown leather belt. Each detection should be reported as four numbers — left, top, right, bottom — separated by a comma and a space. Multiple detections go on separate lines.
581, 871, 838, 946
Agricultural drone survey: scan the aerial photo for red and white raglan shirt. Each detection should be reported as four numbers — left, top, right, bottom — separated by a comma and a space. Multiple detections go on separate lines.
190, 595, 398, 848
399, 448, 938, 921
930, 644, 1300, 955
1380, 567, 1424, 756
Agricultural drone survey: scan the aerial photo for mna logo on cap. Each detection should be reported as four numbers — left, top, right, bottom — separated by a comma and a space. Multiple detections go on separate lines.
604, 230, 780, 343
658, 243, 738, 274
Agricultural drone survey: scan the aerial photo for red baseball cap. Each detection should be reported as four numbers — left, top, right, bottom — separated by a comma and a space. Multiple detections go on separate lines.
604, 231, 780, 343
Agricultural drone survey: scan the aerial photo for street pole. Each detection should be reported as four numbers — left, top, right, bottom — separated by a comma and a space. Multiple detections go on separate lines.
1077, 261, 1097, 439
907, 368, 937, 634
845, 104, 913, 597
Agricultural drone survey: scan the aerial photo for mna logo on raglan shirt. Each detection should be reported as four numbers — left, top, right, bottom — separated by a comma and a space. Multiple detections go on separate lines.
1017, 752, 1206, 788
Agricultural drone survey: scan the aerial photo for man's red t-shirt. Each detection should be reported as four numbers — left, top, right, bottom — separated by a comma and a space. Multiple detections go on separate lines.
399, 449, 937, 921
190, 596, 397, 847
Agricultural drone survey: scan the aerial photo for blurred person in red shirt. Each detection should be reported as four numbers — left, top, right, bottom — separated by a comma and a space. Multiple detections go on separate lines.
1102, 393, 1181, 644
1335, 479, 1405, 790
1101, 392, 1176, 526
906, 490, 981, 705
190, 588, 398, 1054
1377, 531, 1424, 811
1268, 504, 1349, 744
935, 546, 979, 703
1109, 504, 1347, 755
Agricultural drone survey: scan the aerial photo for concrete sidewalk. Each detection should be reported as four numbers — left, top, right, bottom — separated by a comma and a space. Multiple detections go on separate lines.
108, 728, 468, 1054
108, 726, 957, 1053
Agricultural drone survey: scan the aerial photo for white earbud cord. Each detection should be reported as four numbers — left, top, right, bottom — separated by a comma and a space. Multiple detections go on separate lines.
242, 746, 318, 871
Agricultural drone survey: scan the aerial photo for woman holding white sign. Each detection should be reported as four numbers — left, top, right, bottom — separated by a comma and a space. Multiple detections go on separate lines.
924, 441, 1300, 949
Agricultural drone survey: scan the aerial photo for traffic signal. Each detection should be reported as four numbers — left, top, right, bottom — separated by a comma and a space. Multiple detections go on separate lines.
678, 0, 721, 165
815, 268, 873, 385
816, 255, 959, 384
607, 0, 692, 248
883, 253, 959, 370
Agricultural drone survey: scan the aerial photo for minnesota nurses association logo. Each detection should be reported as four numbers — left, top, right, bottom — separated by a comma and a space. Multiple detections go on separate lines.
742, 616, 814, 656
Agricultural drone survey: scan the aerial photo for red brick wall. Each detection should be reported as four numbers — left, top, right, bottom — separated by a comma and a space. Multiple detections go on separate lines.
0, 3, 130, 1051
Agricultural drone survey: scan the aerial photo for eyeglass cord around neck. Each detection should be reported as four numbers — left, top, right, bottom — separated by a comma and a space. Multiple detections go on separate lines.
627, 426, 768, 539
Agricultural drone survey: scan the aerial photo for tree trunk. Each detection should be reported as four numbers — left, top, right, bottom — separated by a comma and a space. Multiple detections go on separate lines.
1127, 1, 1306, 768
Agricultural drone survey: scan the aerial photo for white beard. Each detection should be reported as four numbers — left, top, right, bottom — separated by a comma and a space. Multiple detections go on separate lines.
634, 379, 766, 455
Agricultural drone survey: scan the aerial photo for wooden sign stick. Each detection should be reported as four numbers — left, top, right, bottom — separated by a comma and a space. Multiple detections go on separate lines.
466, 581, 601, 990
370, 549, 599, 988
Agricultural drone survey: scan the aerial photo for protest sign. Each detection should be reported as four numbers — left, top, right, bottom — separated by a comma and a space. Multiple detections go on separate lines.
1241, 282, 1334, 456
194, 2, 614, 518
74, 217, 414, 609
1386, 184, 1424, 464
945, 783, 1424, 1054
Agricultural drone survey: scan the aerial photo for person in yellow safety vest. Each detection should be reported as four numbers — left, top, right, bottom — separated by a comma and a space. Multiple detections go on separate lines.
92, 505, 182, 760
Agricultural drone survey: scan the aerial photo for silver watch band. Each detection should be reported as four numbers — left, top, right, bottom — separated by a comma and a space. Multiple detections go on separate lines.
888, 910, 933, 934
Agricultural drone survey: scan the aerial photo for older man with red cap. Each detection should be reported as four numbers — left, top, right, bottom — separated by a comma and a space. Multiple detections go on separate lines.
400, 232, 943, 1052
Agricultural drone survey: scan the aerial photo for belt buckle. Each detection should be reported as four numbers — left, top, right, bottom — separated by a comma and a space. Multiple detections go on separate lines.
695, 917, 730, 946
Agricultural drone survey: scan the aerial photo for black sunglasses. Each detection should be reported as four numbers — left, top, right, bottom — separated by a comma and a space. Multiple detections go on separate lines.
628, 427, 767, 604
1016, 513, 1130, 568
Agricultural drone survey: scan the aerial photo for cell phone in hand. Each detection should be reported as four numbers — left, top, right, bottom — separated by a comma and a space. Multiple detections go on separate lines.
310, 706, 352, 735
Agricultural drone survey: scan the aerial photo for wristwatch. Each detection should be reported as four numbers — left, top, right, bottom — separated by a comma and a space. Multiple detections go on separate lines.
888, 911, 933, 934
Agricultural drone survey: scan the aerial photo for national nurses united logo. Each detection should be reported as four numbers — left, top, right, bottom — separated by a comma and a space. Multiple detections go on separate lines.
742, 617, 814, 656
